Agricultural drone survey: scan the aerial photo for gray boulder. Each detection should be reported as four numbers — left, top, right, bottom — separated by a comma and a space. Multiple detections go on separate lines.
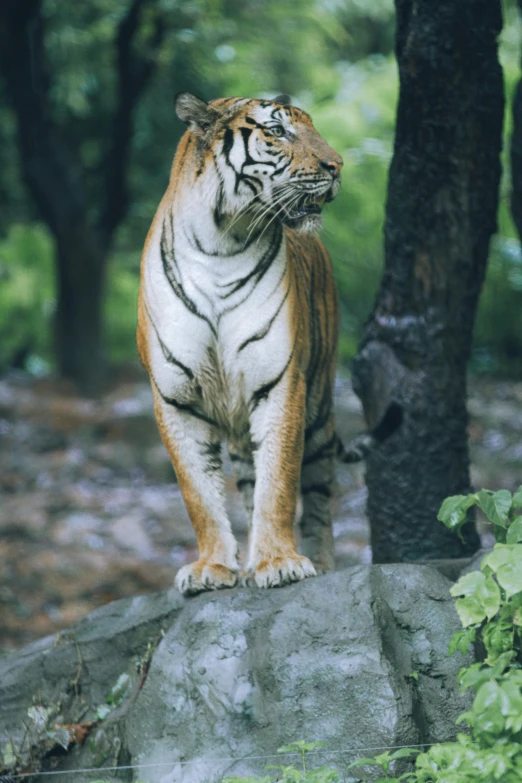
0, 565, 472, 783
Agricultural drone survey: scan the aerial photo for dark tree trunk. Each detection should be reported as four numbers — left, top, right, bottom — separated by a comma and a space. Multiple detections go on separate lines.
0, 0, 164, 394
55, 240, 106, 394
511, 1, 522, 245
351, 0, 504, 562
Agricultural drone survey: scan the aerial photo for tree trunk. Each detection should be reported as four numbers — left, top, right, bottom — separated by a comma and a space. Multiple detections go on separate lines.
54, 237, 107, 395
351, 0, 504, 562
0, 0, 164, 394
511, 1, 522, 244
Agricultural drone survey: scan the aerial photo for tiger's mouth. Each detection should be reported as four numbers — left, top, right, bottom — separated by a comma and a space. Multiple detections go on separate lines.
280, 193, 328, 226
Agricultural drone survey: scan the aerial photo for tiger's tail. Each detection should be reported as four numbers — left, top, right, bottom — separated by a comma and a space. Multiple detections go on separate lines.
337, 402, 403, 464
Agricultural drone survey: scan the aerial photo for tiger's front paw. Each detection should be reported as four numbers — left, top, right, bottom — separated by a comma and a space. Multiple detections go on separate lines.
245, 554, 316, 589
175, 560, 239, 596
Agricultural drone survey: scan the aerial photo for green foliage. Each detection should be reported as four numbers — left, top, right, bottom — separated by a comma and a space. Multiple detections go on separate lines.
313, 57, 397, 363
348, 748, 419, 778
0, 223, 55, 371
223, 740, 342, 783
0, 2, 521, 377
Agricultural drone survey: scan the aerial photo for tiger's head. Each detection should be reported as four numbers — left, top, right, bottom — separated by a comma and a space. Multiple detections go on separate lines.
174, 92, 343, 235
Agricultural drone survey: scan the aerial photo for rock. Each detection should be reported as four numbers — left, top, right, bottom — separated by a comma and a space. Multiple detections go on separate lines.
0, 565, 472, 783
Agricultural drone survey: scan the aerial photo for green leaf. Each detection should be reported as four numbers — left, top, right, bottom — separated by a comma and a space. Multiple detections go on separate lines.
482, 621, 515, 662
472, 680, 503, 713
370, 751, 393, 773
389, 748, 420, 761
513, 486, 522, 508
476, 489, 512, 527
479, 576, 501, 619
450, 571, 500, 620
454, 596, 486, 627
507, 516, 522, 544
458, 662, 494, 692
449, 627, 476, 655
348, 757, 386, 769
437, 494, 476, 530
481, 545, 514, 572
497, 561, 522, 597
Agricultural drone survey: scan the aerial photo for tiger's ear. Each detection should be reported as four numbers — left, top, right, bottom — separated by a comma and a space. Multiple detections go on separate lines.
274, 94, 291, 106
174, 92, 219, 138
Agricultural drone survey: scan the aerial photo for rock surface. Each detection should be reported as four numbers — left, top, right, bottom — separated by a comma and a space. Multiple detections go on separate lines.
0, 565, 472, 783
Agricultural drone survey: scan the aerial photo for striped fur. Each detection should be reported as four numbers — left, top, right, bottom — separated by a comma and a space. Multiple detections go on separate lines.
138, 94, 344, 595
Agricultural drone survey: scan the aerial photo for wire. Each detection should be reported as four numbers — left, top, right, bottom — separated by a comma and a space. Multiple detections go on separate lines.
3, 740, 438, 779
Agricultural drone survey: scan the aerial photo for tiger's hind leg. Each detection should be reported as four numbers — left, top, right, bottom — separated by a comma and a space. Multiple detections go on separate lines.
228, 441, 255, 529
299, 423, 336, 573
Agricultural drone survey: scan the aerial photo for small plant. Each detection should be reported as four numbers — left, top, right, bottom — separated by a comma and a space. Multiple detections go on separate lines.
223, 741, 342, 782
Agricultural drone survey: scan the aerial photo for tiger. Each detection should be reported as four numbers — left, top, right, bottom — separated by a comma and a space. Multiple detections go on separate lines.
137, 92, 399, 597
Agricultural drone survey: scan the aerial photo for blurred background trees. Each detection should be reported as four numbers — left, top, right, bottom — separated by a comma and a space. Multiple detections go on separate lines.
0, 0, 519, 391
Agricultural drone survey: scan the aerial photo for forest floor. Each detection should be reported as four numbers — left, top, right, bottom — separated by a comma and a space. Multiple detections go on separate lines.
1, 366, 522, 653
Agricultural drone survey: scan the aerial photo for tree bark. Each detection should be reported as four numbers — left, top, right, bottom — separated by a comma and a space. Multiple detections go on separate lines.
511, 1, 522, 245
0, 0, 164, 393
351, 0, 504, 561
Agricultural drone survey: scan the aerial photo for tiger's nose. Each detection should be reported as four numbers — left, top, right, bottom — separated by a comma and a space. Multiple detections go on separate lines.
320, 158, 343, 177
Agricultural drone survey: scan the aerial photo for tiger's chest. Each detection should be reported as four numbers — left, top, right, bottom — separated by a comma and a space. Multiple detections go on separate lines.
144, 227, 294, 434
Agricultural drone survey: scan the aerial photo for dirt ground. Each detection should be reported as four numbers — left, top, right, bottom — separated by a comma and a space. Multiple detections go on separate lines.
1, 366, 521, 653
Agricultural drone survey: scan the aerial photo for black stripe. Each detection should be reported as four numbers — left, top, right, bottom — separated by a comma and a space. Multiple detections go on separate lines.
213, 183, 225, 228
223, 128, 234, 160
250, 343, 295, 411
240, 127, 277, 169
160, 217, 217, 337
239, 127, 252, 161
304, 391, 333, 442
220, 223, 282, 300
300, 508, 331, 528
237, 478, 255, 490
145, 305, 194, 380
270, 156, 293, 178
302, 434, 337, 466
200, 440, 222, 472
237, 279, 290, 353
301, 483, 332, 498
152, 375, 217, 426
161, 393, 217, 426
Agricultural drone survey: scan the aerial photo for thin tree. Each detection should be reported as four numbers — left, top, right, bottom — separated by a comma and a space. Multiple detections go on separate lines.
512, 1, 522, 252
0, 0, 165, 393
352, 0, 504, 561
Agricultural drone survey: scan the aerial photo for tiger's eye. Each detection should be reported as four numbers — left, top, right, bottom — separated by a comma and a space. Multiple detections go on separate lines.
271, 125, 285, 138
